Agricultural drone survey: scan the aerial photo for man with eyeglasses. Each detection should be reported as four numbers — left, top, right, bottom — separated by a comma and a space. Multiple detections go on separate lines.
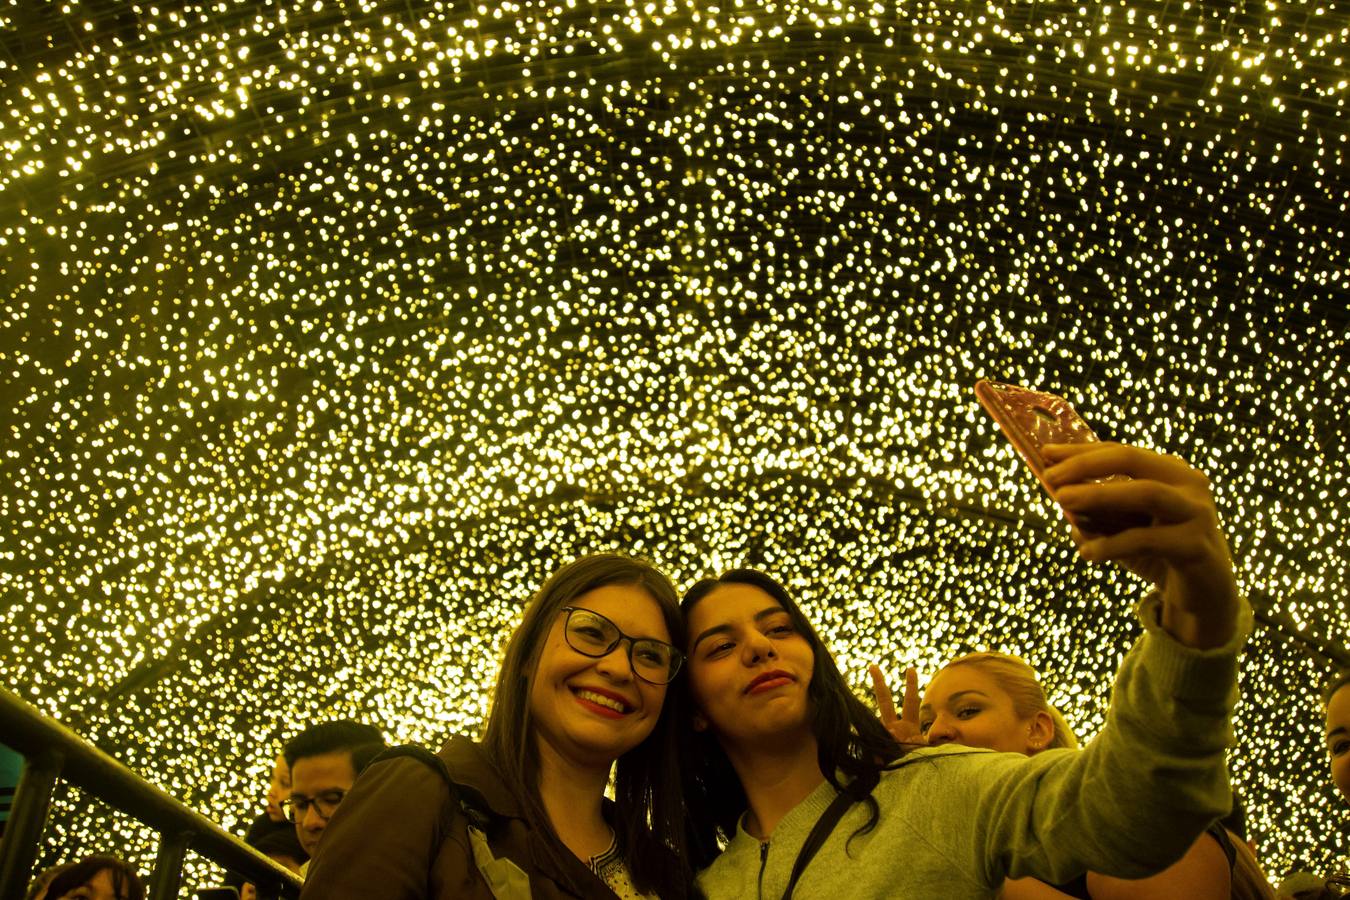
282, 720, 387, 874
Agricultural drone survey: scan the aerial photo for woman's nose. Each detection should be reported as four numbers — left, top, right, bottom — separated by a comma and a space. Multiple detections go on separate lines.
926, 716, 957, 745
593, 640, 635, 681
742, 630, 777, 662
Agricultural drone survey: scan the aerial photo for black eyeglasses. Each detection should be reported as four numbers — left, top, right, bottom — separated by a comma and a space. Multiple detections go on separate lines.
283, 790, 346, 823
560, 607, 683, 685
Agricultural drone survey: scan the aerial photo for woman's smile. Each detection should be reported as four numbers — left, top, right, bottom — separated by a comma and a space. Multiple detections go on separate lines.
572, 685, 635, 717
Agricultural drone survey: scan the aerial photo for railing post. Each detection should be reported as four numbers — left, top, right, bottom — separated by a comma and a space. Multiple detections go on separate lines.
147, 830, 190, 900
0, 750, 63, 900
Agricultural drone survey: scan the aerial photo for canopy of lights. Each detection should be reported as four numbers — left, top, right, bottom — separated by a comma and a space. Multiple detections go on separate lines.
1, 0, 1346, 887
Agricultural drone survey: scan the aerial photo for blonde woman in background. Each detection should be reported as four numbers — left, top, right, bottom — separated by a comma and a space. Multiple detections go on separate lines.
870, 650, 1276, 899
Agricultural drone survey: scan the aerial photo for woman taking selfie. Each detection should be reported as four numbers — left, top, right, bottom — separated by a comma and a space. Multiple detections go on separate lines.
680, 442, 1249, 899
301, 552, 695, 899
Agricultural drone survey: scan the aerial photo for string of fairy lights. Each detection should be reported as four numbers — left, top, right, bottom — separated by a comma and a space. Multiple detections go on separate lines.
1, 0, 1346, 888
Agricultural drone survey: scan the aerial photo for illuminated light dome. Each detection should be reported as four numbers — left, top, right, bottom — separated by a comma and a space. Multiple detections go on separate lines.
0, 0, 1345, 885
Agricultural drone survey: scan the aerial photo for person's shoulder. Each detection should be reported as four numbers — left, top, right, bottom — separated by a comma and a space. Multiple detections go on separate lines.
431, 736, 522, 818
361, 735, 479, 779
695, 829, 760, 890
876, 745, 1067, 796
243, 810, 290, 843
880, 744, 997, 775
435, 734, 490, 773
890, 743, 1079, 768
900, 744, 996, 761
357, 744, 459, 798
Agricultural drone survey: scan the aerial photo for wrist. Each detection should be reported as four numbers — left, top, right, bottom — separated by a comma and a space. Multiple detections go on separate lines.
1160, 602, 1238, 650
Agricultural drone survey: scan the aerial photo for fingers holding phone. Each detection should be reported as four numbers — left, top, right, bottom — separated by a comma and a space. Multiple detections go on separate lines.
1042, 441, 1238, 649
1044, 443, 1212, 538
1042, 442, 1219, 560
974, 381, 1238, 649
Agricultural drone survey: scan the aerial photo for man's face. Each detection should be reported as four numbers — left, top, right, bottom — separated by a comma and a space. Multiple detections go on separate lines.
288, 750, 357, 858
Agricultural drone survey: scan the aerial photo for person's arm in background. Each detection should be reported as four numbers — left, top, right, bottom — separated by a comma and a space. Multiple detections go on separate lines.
1084, 830, 1231, 899
1001, 877, 1080, 899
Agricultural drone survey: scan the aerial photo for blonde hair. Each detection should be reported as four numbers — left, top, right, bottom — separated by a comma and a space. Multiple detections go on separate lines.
941, 651, 1079, 750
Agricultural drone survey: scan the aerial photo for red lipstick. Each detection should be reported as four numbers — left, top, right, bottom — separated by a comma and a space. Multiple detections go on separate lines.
571, 685, 634, 719
745, 670, 795, 694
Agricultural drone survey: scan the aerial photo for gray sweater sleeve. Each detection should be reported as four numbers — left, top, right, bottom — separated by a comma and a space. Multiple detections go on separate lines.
960, 590, 1252, 887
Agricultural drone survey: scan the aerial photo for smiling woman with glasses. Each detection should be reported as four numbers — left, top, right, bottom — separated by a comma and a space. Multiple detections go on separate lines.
299, 552, 696, 900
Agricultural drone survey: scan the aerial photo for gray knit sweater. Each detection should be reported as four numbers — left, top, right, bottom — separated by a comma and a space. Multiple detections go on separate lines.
695, 593, 1251, 900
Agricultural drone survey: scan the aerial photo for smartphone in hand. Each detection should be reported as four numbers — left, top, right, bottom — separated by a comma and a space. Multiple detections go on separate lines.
974, 379, 1148, 537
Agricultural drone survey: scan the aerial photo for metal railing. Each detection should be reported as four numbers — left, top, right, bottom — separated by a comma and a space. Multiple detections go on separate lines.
0, 686, 303, 900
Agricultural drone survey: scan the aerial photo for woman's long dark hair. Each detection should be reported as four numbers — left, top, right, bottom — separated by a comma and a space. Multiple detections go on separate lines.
481, 552, 693, 898
680, 568, 906, 866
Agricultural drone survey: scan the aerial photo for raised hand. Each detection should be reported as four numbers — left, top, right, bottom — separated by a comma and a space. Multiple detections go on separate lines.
869, 663, 926, 746
1043, 442, 1239, 649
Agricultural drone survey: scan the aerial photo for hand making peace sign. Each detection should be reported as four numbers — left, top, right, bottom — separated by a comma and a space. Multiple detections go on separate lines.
869, 663, 926, 747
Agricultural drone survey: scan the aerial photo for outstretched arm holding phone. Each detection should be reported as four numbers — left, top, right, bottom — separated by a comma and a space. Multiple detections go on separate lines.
861, 429, 1249, 892
873, 438, 1242, 738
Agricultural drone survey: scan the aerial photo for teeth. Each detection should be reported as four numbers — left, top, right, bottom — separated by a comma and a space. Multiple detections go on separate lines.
577, 689, 627, 713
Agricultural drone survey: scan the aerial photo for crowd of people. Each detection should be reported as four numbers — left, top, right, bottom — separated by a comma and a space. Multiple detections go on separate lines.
15, 441, 1349, 898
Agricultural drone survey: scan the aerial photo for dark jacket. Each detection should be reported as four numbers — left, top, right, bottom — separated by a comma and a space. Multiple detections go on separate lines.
299, 736, 621, 899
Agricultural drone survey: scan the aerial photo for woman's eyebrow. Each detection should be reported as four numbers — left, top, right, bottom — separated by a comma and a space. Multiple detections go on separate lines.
690, 606, 785, 651
690, 623, 731, 652
919, 689, 990, 715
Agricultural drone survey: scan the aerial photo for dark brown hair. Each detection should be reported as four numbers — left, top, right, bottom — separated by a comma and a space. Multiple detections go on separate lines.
282, 720, 385, 771
481, 552, 692, 898
38, 856, 145, 900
